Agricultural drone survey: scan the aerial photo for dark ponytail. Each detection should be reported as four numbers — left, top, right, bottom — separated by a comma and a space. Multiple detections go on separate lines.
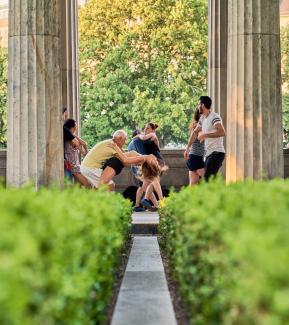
148, 122, 159, 130
194, 108, 201, 123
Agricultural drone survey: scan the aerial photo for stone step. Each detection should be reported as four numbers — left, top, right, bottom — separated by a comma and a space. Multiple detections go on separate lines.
111, 236, 177, 325
131, 212, 159, 235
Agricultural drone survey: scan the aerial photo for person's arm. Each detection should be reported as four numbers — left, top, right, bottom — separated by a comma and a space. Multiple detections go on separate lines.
108, 142, 148, 165
64, 126, 80, 148
136, 133, 156, 141
184, 125, 201, 159
75, 136, 88, 151
126, 150, 141, 157
152, 135, 160, 149
71, 138, 80, 148
198, 123, 225, 142
137, 133, 160, 150
119, 149, 153, 165
75, 136, 88, 155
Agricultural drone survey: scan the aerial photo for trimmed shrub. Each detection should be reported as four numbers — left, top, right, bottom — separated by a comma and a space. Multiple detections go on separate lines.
159, 179, 289, 325
0, 186, 131, 325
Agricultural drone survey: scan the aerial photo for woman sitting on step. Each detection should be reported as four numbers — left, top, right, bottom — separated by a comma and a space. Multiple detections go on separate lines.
64, 119, 91, 187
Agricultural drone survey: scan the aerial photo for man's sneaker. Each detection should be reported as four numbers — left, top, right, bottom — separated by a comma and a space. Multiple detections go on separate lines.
133, 206, 145, 212
141, 199, 158, 212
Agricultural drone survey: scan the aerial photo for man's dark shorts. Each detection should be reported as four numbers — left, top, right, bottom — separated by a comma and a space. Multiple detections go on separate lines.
103, 157, 124, 175
204, 151, 225, 181
186, 154, 205, 172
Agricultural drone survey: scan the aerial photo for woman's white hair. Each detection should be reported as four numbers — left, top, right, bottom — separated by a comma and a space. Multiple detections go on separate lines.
112, 129, 127, 139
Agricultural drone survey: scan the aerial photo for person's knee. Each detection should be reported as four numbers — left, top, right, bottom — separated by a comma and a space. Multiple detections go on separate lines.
141, 180, 150, 191
137, 187, 144, 195
100, 166, 116, 184
197, 169, 205, 177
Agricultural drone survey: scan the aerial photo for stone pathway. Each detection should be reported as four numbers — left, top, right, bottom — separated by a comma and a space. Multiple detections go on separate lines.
111, 216, 177, 325
132, 211, 159, 225
131, 211, 159, 235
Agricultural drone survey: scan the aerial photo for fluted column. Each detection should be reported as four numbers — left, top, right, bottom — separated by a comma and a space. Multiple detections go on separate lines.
7, 0, 63, 187
208, 0, 228, 125
61, 0, 80, 131
226, 1, 283, 181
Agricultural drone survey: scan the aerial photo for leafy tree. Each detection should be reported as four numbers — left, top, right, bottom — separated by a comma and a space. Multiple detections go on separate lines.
282, 94, 289, 145
281, 25, 289, 144
79, 0, 208, 147
0, 47, 8, 148
281, 25, 289, 88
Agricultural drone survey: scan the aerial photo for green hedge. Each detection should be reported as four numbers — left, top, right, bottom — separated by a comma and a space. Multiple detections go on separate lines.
0, 186, 131, 325
159, 180, 289, 325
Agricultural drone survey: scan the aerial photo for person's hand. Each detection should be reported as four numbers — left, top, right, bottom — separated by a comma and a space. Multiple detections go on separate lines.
107, 140, 117, 149
198, 132, 206, 143
144, 154, 157, 164
79, 138, 87, 147
80, 146, 88, 157
184, 148, 189, 160
80, 140, 88, 155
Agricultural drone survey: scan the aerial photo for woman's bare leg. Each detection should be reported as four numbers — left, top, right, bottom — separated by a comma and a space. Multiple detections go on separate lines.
151, 179, 163, 200
145, 183, 159, 207
135, 187, 144, 207
189, 171, 199, 185
135, 180, 150, 207
197, 168, 205, 179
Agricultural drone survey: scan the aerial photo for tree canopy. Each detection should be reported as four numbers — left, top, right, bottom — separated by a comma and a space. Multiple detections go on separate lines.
0, 47, 7, 148
281, 25, 289, 144
79, 0, 208, 147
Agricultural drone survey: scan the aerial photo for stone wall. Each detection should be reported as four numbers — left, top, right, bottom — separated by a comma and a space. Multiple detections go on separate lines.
1, 148, 289, 189
114, 149, 189, 192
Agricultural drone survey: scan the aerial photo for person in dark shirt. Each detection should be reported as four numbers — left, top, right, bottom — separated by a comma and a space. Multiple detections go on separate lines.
129, 123, 166, 211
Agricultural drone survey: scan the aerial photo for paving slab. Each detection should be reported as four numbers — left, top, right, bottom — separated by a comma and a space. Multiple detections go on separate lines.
132, 211, 159, 224
111, 236, 177, 325
131, 212, 159, 235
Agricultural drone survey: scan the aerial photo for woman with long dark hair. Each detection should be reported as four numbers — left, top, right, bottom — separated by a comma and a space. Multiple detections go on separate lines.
186, 109, 205, 185
64, 119, 90, 187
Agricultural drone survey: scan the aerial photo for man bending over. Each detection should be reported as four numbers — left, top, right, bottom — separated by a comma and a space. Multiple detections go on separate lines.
80, 130, 153, 190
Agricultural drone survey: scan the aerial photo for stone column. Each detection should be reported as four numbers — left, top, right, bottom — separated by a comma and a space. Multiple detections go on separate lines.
208, 0, 228, 125
7, 0, 63, 187
61, 0, 80, 131
226, 1, 283, 181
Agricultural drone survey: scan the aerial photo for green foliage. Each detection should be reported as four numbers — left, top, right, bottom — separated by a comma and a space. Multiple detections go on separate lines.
282, 94, 289, 144
159, 180, 289, 325
0, 47, 8, 148
281, 25, 289, 144
281, 25, 289, 87
79, 0, 208, 147
0, 186, 131, 325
